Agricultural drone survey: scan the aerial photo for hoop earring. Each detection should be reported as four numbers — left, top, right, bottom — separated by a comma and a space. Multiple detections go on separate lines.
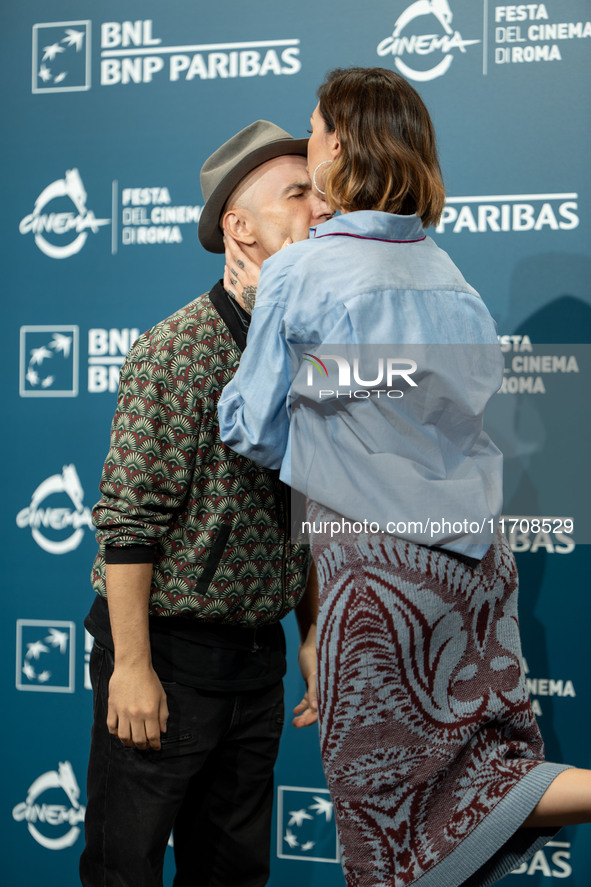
312, 160, 332, 196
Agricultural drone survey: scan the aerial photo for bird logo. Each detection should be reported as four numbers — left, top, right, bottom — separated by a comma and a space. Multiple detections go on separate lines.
33, 23, 90, 93
278, 787, 338, 862
16, 620, 76, 692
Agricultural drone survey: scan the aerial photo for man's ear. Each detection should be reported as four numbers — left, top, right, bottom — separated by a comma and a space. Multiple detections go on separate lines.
222, 207, 256, 245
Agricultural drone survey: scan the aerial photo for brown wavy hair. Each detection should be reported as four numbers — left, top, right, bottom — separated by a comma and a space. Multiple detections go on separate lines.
317, 67, 445, 227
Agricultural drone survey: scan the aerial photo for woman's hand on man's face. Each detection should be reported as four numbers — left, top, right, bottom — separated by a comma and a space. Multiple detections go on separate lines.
223, 233, 262, 314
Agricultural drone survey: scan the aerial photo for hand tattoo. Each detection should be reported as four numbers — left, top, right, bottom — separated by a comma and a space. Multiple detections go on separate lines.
236, 259, 245, 269
242, 285, 257, 314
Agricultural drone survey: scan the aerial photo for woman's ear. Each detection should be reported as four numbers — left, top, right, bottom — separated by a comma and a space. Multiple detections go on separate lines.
222, 208, 256, 245
330, 130, 341, 160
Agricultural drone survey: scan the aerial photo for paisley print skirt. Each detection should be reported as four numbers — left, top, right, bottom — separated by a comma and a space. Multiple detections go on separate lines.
310, 505, 568, 887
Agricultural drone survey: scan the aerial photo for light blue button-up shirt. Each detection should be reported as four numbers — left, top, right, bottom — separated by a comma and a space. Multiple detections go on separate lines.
218, 211, 504, 558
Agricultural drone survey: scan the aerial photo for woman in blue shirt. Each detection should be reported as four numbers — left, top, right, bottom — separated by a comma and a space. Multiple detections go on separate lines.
218, 68, 589, 886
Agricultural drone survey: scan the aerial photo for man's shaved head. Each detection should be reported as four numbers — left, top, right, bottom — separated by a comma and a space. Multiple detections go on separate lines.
222, 155, 331, 264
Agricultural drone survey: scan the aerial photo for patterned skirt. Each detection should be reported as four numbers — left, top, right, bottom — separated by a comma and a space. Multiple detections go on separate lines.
310, 504, 568, 887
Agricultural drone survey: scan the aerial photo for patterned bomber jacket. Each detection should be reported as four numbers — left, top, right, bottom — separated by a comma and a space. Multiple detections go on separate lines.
91, 283, 309, 625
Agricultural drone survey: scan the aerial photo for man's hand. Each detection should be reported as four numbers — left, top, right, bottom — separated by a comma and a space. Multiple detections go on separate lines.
292, 628, 318, 728
103, 561, 167, 750
223, 233, 263, 314
107, 662, 169, 750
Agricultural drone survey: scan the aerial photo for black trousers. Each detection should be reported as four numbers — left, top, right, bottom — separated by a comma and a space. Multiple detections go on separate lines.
80, 643, 284, 887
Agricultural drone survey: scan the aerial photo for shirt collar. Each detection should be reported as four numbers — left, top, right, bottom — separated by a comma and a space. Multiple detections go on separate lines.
310, 210, 425, 244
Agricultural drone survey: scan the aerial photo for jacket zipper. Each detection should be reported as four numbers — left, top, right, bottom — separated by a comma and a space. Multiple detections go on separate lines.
280, 482, 290, 617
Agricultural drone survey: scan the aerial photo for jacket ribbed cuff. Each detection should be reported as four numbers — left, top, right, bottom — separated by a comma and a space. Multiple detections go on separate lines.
104, 544, 155, 565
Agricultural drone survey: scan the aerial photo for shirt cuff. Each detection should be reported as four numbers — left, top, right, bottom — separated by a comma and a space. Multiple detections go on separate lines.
104, 545, 155, 565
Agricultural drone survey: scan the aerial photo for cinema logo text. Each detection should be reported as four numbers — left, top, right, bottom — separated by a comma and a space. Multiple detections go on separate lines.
494, 4, 591, 67
436, 192, 578, 234
497, 336, 580, 396
16, 465, 93, 555
12, 762, 86, 850
522, 657, 575, 719
115, 185, 203, 248
19, 169, 110, 258
100, 20, 301, 85
377, 0, 479, 82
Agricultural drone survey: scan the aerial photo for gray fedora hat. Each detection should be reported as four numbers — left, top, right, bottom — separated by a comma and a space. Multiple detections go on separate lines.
198, 120, 308, 253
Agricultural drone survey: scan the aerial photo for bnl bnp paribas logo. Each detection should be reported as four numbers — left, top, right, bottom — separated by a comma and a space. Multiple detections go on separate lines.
32, 18, 301, 90
377, 0, 479, 81
20, 325, 141, 396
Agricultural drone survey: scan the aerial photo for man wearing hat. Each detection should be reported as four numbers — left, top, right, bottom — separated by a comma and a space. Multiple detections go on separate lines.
80, 121, 331, 887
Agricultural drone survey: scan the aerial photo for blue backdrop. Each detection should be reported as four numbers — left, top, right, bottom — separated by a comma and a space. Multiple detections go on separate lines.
4, 1, 590, 884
